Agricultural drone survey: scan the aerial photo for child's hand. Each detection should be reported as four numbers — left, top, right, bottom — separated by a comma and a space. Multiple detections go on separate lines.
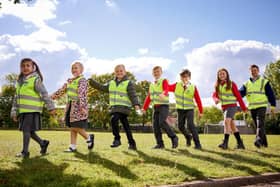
214, 99, 220, 105
12, 116, 18, 122
134, 105, 140, 110
141, 109, 146, 115
159, 93, 165, 100
49, 110, 56, 116
50, 94, 56, 100
198, 113, 203, 119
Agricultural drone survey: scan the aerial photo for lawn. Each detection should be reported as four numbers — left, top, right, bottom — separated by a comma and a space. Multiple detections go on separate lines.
0, 130, 279, 187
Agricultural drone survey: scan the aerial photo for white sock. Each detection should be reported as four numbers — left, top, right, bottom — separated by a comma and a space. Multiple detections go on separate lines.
70, 144, 76, 150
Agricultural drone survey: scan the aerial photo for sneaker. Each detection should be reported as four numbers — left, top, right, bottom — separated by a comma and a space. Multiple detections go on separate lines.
254, 140, 261, 148
87, 134, 94, 150
128, 143, 137, 150
236, 139, 245, 149
171, 136, 178, 149
40, 140, 49, 154
186, 135, 192, 147
152, 144, 165, 149
16, 151, 30, 158
110, 140, 121, 148
64, 147, 77, 152
194, 144, 202, 150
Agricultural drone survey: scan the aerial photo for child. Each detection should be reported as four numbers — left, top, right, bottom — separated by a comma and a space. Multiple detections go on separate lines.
11, 58, 55, 158
212, 68, 247, 149
52, 61, 94, 152
169, 69, 203, 149
142, 66, 178, 149
88, 64, 140, 150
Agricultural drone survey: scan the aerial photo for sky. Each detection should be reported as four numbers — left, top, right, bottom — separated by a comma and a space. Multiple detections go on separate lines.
0, 0, 280, 106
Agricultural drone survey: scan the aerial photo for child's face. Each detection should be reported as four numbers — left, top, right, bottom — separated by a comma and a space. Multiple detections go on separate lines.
152, 68, 162, 80
71, 64, 83, 77
21, 61, 34, 76
180, 74, 190, 83
218, 70, 227, 81
115, 67, 126, 79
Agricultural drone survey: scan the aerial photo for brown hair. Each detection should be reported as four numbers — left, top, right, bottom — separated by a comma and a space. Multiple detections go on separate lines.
215, 68, 232, 94
180, 69, 191, 77
19, 58, 43, 81
152, 66, 162, 72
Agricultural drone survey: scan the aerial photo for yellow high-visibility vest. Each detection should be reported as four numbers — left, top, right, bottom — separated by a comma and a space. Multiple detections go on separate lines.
109, 80, 131, 107
149, 78, 169, 105
174, 82, 195, 110
67, 76, 84, 101
218, 83, 236, 105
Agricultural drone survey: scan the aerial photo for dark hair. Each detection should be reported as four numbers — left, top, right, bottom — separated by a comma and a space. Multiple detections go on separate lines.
152, 66, 162, 71
215, 68, 232, 94
180, 69, 191, 77
19, 58, 43, 81
250, 64, 259, 70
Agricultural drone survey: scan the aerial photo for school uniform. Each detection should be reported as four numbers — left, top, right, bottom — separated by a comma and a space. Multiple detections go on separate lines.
169, 81, 203, 149
143, 78, 178, 149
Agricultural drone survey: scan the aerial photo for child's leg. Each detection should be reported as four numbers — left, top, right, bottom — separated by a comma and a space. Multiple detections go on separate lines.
218, 118, 231, 149
231, 120, 245, 149
70, 128, 78, 149
77, 128, 89, 139
177, 110, 192, 146
158, 105, 178, 148
153, 109, 164, 147
119, 114, 135, 146
30, 131, 43, 145
22, 131, 31, 154
111, 113, 121, 142
186, 110, 201, 148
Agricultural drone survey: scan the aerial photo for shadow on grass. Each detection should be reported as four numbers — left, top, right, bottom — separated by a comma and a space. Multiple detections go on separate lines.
74, 151, 138, 180
202, 149, 280, 172
0, 157, 84, 187
123, 150, 206, 181
247, 150, 280, 159
177, 149, 259, 175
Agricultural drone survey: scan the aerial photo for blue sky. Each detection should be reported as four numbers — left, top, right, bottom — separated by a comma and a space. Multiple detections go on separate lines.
0, 0, 280, 105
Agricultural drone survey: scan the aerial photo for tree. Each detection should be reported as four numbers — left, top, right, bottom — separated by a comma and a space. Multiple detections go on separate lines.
199, 106, 223, 125
264, 60, 280, 99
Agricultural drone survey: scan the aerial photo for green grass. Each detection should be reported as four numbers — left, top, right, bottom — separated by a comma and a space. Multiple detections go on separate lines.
0, 130, 280, 187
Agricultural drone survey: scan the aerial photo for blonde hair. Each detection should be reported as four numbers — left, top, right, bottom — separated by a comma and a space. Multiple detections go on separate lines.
114, 64, 126, 72
71, 61, 84, 73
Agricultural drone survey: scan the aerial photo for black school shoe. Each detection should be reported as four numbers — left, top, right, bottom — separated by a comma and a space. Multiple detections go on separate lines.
110, 140, 121, 148
87, 134, 95, 150
64, 147, 77, 152
16, 151, 30, 158
40, 140, 50, 154
194, 144, 202, 150
152, 144, 165, 149
254, 140, 262, 148
236, 139, 245, 149
128, 143, 137, 150
171, 136, 179, 149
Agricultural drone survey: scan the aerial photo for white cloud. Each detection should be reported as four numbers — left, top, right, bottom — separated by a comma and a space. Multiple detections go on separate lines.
185, 40, 280, 99
0, 0, 58, 29
105, 0, 117, 8
58, 20, 72, 26
171, 37, 190, 52
138, 48, 149, 55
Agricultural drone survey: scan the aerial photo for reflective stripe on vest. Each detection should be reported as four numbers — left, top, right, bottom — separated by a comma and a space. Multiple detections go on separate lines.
16, 75, 43, 113
109, 80, 131, 107
245, 77, 268, 109
218, 83, 236, 105
149, 78, 169, 105
67, 76, 84, 101
174, 82, 195, 109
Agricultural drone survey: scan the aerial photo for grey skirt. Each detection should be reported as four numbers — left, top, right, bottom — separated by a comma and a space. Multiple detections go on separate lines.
223, 106, 237, 119
19, 112, 41, 132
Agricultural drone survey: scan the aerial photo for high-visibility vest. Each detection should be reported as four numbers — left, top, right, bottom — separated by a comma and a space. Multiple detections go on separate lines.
109, 80, 131, 107
67, 76, 84, 101
174, 82, 195, 110
218, 83, 236, 105
149, 78, 169, 105
245, 77, 268, 109
16, 75, 43, 113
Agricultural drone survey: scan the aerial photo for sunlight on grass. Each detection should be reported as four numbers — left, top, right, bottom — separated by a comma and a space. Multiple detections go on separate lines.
0, 130, 279, 187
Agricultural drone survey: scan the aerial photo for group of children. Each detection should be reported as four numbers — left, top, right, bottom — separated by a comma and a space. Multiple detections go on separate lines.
11, 58, 276, 158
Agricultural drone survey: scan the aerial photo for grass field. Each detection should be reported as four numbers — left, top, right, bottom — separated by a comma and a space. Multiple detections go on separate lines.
0, 130, 280, 187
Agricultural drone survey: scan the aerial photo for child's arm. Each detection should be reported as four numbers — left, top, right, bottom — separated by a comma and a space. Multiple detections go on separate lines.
212, 91, 220, 104
88, 78, 109, 92
168, 83, 176, 92
51, 82, 67, 100
142, 93, 151, 111
35, 78, 55, 111
194, 86, 203, 114
127, 81, 140, 108
232, 82, 247, 112
78, 78, 88, 114
162, 79, 169, 95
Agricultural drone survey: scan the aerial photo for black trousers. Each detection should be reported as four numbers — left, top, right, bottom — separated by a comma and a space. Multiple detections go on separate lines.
110, 112, 135, 145
250, 107, 267, 146
177, 109, 201, 146
153, 105, 176, 145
